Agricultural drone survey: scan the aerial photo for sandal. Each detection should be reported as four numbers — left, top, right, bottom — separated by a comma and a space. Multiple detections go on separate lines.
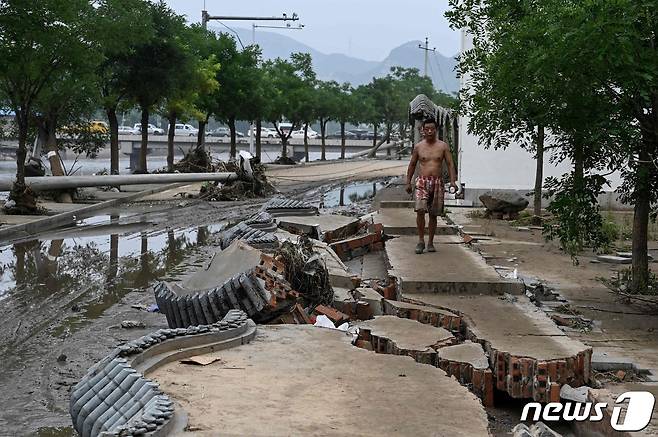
415, 241, 425, 254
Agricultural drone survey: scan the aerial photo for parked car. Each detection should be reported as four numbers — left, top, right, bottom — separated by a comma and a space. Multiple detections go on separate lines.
134, 123, 164, 135
208, 127, 245, 138
290, 128, 318, 139
350, 128, 376, 140
327, 130, 357, 140
173, 123, 198, 137
247, 127, 278, 138
118, 125, 138, 135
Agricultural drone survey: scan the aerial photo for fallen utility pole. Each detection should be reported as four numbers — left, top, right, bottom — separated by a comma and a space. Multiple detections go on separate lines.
0, 172, 239, 191
350, 140, 411, 159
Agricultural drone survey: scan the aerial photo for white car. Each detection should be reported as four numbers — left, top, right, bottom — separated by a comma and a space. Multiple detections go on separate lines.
290, 128, 318, 139
118, 125, 138, 135
248, 127, 278, 138
174, 123, 198, 137
134, 123, 165, 135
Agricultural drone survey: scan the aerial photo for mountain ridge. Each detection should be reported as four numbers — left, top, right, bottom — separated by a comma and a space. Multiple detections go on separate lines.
215, 26, 459, 94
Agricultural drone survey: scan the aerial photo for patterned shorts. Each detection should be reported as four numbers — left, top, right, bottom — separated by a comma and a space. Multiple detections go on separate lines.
414, 176, 444, 216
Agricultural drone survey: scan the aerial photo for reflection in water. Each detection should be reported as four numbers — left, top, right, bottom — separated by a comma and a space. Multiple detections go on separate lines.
322, 180, 387, 208
0, 221, 220, 338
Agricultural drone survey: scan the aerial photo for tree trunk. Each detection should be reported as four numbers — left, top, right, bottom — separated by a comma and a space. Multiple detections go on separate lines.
367, 125, 391, 158
340, 121, 346, 159
320, 119, 327, 161
303, 123, 309, 162
532, 125, 545, 225
229, 117, 237, 159
373, 125, 378, 148
197, 118, 207, 149
573, 139, 584, 192
167, 114, 176, 172
107, 106, 120, 175
139, 107, 149, 173
279, 124, 288, 158
631, 147, 651, 292
255, 119, 262, 160
14, 111, 29, 186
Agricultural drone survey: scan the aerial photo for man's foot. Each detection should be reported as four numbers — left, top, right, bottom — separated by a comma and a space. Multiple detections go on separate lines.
427, 243, 436, 252
415, 241, 425, 254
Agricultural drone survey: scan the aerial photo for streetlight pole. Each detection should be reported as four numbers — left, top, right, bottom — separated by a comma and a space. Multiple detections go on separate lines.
202, 10, 299, 30
418, 37, 436, 77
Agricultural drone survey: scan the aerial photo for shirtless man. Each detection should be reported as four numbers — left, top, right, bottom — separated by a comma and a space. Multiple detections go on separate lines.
405, 118, 457, 254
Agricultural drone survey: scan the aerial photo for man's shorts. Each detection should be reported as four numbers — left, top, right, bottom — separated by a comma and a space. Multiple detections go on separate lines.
414, 175, 444, 217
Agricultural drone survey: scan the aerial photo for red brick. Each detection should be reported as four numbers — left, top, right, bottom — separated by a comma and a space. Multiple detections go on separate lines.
314, 305, 350, 324
483, 370, 495, 407
547, 361, 558, 382
549, 382, 561, 403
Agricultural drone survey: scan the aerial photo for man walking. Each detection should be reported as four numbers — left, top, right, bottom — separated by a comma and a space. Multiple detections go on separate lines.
405, 118, 457, 254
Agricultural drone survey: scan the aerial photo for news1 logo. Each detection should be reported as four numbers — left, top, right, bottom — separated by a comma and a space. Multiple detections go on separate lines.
521, 391, 655, 432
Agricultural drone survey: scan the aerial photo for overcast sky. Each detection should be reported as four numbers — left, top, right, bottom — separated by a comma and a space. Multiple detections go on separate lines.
164, 0, 460, 61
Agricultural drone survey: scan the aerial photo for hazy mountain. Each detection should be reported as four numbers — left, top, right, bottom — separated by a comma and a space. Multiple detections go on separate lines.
218, 27, 459, 95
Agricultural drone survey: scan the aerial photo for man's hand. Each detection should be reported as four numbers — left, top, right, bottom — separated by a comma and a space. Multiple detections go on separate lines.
449, 181, 458, 193
406, 183, 413, 194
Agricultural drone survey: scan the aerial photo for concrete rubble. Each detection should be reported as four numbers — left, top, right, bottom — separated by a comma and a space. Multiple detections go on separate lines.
69, 183, 602, 435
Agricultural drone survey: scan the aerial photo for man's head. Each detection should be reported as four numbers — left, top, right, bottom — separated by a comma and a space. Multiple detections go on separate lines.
422, 118, 437, 140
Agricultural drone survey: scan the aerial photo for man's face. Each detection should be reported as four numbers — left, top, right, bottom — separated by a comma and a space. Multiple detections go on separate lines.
422, 123, 437, 139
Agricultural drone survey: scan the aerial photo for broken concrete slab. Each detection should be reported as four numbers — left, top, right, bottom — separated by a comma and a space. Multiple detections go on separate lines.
383, 299, 462, 332
387, 236, 525, 295
591, 350, 637, 371
438, 341, 489, 370
373, 208, 459, 236
150, 325, 490, 437
407, 294, 592, 402
437, 340, 494, 407
182, 241, 262, 292
275, 214, 360, 242
358, 316, 456, 365
332, 287, 357, 316
361, 250, 389, 281
354, 287, 384, 316
597, 255, 632, 264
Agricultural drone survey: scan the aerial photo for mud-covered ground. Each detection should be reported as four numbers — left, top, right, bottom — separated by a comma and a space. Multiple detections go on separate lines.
0, 174, 390, 436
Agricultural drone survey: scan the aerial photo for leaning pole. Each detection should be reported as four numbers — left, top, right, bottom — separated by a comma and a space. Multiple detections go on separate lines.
0, 172, 239, 192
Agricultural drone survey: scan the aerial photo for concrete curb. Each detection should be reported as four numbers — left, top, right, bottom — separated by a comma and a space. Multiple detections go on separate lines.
0, 183, 186, 244
70, 310, 255, 437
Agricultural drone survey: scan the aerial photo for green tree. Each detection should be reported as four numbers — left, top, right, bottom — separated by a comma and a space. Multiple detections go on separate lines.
0, 0, 99, 209
122, 1, 188, 173
334, 83, 355, 159
313, 81, 341, 161
95, 0, 154, 175
263, 53, 316, 159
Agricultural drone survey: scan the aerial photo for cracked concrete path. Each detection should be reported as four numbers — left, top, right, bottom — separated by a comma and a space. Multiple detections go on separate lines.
386, 236, 524, 295
150, 325, 489, 437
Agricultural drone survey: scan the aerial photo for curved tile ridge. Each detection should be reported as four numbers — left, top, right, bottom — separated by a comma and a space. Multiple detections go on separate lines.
70, 310, 252, 437
243, 211, 277, 232
154, 265, 298, 328
262, 197, 318, 217
220, 222, 279, 250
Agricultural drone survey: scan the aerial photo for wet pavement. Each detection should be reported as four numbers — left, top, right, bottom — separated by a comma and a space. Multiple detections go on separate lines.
0, 200, 255, 435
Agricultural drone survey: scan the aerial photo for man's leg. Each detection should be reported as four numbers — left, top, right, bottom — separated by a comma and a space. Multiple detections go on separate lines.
416, 211, 425, 254
427, 215, 437, 252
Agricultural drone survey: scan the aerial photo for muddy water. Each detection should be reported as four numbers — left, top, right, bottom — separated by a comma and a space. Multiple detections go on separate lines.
321, 180, 388, 208
0, 205, 231, 434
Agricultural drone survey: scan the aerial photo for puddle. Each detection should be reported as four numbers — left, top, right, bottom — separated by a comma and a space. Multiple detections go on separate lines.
35, 426, 74, 437
321, 180, 388, 208
0, 214, 228, 338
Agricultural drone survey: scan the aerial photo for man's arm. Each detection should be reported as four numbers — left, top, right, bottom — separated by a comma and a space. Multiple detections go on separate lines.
444, 143, 457, 188
406, 145, 419, 194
